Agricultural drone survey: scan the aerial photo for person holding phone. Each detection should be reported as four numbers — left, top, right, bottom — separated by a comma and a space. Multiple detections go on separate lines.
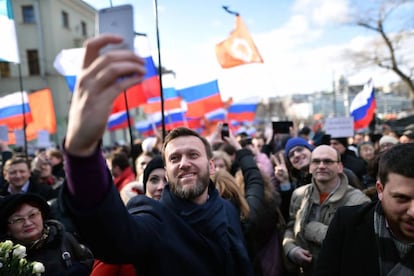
61, 35, 253, 276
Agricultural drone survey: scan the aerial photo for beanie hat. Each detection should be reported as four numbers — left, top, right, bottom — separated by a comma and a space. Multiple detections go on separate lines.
331, 137, 348, 148
284, 137, 314, 160
142, 156, 164, 193
379, 135, 399, 146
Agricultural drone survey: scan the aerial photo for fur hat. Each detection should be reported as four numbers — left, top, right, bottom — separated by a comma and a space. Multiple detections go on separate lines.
0, 193, 50, 235
142, 156, 165, 193
379, 135, 399, 146
284, 137, 314, 159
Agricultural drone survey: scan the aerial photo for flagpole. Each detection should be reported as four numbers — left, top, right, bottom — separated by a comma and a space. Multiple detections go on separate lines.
17, 64, 28, 158
153, 0, 166, 140
222, 6, 239, 16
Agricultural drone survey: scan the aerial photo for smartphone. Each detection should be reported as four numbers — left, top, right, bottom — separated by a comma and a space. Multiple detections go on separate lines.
98, 5, 134, 54
272, 121, 293, 134
221, 123, 230, 140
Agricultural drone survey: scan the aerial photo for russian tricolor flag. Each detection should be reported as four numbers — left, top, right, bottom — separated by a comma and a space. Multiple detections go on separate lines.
227, 97, 259, 122
142, 87, 182, 114
53, 35, 160, 113
0, 0, 20, 63
350, 79, 376, 130
0, 92, 32, 129
107, 111, 132, 131
135, 119, 155, 137
177, 80, 223, 118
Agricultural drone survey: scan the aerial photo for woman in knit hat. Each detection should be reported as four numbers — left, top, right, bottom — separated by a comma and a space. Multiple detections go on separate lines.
142, 156, 167, 200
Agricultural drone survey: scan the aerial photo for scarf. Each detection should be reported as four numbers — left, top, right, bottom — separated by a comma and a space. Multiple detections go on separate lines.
374, 201, 414, 276
161, 182, 252, 276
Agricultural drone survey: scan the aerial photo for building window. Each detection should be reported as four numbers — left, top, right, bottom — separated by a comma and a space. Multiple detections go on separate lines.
22, 5, 35, 23
62, 11, 69, 28
0, 62, 11, 78
81, 21, 87, 36
27, 50, 40, 76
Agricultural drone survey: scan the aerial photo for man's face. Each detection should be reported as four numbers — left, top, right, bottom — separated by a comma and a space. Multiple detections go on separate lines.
309, 145, 343, 185
330, 139, 346, 154
6, 163, 31, 189
377, 173, 414, 243
164, 136, 214, 201
288, 146, 312, 171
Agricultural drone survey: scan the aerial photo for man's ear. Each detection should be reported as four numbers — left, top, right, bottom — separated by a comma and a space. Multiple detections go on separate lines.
376, 180, 384, 201
208, 159, 215, 175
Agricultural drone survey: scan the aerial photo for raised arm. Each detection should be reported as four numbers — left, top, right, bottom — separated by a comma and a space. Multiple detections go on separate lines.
63, 35, 146, 208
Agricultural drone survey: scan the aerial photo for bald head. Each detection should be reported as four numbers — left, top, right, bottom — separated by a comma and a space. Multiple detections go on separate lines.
309, 145, 343, 187
312, 145, 340, 162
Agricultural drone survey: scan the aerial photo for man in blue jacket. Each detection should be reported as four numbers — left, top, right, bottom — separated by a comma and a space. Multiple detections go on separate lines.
314, 143, 414, 275
62, 34, 253, 276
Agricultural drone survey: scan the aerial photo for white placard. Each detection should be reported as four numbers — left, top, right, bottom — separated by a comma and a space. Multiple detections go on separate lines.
0, 125, 8, 142
37, 130, 50, 148
14, 129, 25, 146
324, 117, 354, 138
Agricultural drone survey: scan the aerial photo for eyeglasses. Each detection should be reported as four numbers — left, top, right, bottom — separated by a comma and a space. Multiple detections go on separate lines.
8, 210, 41, 226
310, 159, 340, 166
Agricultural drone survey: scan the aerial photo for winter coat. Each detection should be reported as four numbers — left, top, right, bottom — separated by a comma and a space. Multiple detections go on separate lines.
63, 182, 253, 276
13, 220, 93, 276
283, 174, 371, 274
313, 201, 381, 276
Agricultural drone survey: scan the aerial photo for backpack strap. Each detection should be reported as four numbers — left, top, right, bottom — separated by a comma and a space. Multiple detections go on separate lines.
60, 234, 72, 268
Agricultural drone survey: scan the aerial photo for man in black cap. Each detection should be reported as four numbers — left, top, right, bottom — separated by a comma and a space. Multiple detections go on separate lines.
330, 137, 366, 182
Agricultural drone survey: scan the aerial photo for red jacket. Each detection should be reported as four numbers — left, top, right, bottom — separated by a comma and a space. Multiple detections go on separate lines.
91, 260, 137, 276
114, 167, 135, 192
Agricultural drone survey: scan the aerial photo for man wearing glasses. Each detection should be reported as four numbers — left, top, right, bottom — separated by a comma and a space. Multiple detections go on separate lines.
282, 145, 370, 275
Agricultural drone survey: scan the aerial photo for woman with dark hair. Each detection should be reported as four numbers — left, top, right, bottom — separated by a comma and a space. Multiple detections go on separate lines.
0, 193, 94, 275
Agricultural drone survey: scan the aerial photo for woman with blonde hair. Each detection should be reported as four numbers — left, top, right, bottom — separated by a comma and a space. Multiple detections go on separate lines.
211, 169, 250, 221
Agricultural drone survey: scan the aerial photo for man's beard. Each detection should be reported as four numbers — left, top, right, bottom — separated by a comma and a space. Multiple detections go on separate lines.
170, 169, 210, 200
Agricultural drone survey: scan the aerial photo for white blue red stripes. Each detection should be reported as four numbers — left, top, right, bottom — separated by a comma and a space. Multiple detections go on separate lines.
350, 80, 376, 130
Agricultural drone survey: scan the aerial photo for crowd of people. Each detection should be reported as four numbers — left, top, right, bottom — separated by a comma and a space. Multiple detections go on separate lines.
0, 34, 413, 276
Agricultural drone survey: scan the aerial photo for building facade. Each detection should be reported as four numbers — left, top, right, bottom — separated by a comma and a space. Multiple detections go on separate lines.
0, 0, 96, 144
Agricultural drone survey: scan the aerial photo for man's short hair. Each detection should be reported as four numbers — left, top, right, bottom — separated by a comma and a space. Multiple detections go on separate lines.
110, 151, 131, 171
47, 148, 63, 161
3, 157, 30, 175
162, 127, 213, 161
378, 143, 414, 185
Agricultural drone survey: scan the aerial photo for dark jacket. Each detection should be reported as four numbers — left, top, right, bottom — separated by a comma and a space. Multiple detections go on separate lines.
341, 150, 367, 182
313, 201, 380, 276
0, 176, 58, 201
13, 220, 93, 276
235, 149, 283, 276
52, 162, 66, 181
63, 182, 253, 276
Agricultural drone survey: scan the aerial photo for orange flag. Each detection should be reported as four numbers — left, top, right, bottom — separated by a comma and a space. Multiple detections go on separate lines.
7, 88, 57, 144
216, 15, 264, 69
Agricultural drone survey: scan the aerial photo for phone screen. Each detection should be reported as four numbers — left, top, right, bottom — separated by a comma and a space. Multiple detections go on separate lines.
98, 5, 134, 54
272, 121, 293, 134
221, 123, 230, 139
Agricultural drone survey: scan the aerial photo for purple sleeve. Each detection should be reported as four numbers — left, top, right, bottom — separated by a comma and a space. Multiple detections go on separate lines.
63, 143, 111, 209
